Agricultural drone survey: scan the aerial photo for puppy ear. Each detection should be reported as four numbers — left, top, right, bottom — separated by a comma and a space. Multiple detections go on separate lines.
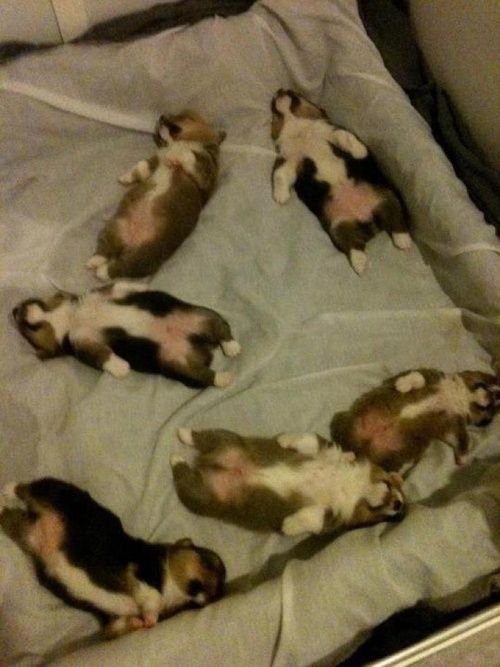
217, 130, 227, 145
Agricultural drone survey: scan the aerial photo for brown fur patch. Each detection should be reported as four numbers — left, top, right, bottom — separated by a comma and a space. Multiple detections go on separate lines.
168, 544, 224, 602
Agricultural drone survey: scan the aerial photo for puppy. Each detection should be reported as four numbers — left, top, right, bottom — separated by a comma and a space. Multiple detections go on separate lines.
87, 111, 225, 280
12, 281, 240, 388
0, 478, 226, 638
171, 428, 405, 536
271, 89, 411, 274
331, 368, 500, 471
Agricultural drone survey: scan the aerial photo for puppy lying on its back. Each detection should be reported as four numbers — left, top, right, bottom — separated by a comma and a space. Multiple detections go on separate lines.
331, 368, 500, 471
88, 111, 225, 280
12, 281, 240, 388
270, 89, 411, 274
0, 478, 226, 639
171, 428, 405, 536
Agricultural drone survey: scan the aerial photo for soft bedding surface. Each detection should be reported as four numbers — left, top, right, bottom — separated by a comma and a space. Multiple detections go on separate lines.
1, 1, 500, 665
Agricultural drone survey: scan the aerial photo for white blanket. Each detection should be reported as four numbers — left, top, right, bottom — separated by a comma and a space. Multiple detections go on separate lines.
1, 1, 499, 665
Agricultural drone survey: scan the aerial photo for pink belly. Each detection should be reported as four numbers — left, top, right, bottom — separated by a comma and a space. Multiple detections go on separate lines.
326, 181, 381, 223
118, 201, 157, 247
354, 410, 402, 453
152, 311, 206, 364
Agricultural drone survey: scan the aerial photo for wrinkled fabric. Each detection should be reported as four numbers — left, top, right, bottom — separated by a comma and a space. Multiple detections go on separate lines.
1, 1, 499, 665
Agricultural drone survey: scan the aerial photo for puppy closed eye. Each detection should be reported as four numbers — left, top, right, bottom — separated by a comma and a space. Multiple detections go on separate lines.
187, 578, 204, 598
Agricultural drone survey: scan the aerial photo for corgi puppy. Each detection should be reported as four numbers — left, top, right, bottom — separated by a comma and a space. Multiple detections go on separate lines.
87, 111, 226, 280
12, 281, 240, 388
0, 478, 226, 639
270, 89, 411, 274
331, 368, 500, 471
170, 428, 405, 536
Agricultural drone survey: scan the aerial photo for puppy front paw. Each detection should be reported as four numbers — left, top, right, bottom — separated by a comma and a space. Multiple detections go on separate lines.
395, 371, 425, 393
273, 181, 291, 205
86, 254, 108, 270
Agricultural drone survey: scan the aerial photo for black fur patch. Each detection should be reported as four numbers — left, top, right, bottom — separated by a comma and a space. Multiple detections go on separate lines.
329, 143, 388, 186
294, 158, 331, 226
104, 327, 161, 373
113, 291, 185, 317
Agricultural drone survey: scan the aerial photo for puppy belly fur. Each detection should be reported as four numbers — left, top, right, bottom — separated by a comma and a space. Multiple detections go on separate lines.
353, 411, 402, 454
117, 205, 157, 248
326, 181, 382, 224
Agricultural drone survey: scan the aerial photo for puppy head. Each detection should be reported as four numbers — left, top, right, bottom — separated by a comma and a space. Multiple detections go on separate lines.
349, 468, 405, 528
166, 538, 226, 611
12, 293, 75, 359
154, 111, 226, 147
459, 370, 500, 427
271, 88, 327, 140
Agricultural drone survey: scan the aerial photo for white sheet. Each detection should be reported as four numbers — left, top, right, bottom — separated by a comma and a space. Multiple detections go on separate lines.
1, 1, 499, 665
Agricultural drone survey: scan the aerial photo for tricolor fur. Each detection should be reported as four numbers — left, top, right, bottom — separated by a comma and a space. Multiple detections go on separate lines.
87, 111, 226, 280
0, 478, 226, 639
12, 281, 240, 388
331, 368, 500, 471
171, 428, 405, 535
270, 89, 411, 274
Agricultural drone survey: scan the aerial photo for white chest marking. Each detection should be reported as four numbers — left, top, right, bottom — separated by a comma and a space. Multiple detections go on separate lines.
400, 376, 471, 419
278, 117, 347, 186
45, 552, 138, 616
255, 447, 378, 523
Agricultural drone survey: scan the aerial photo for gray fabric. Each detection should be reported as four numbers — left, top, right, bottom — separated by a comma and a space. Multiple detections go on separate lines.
1, 1, 499, 665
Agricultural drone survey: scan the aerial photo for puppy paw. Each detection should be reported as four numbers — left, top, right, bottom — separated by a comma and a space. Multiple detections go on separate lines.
349, 249, 368, 275
221, 339, 241, 358
392, 232, 412, 251
95, 262, 110, 281
395, 371, 425, 393
342, 451, 356, 464
118, 172, 135, 185
214, 371, 233, 388
277, 433, 320, 456
170, 454, 186, 467
0, 482, 22, 513
273, 182, 291, 205
177, 428, 194, 446
103, 355, 130, 378
86, 254, 108, 269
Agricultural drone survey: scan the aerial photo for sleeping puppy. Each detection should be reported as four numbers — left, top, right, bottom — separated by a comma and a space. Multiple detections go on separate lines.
270, 89, 411, 274
12, 281, 240, 388
171, 428, 405, 536
0, 478, 226, 639
87, 111, 225, 280
331, 368, 500, 471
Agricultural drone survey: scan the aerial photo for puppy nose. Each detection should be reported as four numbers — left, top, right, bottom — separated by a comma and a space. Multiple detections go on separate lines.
12, 306, 20, 320
392, 499, 403, 513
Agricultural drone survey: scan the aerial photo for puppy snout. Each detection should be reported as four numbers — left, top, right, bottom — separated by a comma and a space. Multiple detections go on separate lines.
392, 499, 403, 513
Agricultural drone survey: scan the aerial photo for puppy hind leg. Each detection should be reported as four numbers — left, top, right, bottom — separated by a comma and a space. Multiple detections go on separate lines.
328, 221, 374, 275
446, 416, 469, 465
178, 428, 239, 453
374, 191, 411, 250
203, 313, 241, 358
170, 458, 216, 514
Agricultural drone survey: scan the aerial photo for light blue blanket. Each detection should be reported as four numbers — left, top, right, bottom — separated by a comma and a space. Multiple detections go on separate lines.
1, 1, 499, 665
